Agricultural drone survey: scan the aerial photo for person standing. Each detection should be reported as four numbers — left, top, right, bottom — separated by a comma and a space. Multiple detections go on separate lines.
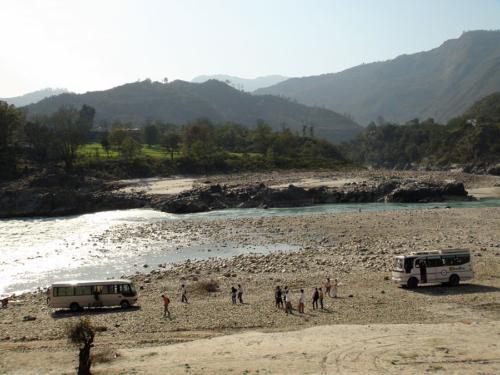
332, 279, 338, 298
231, 286, 237, 304
420, 261, 427, 283
318, 287, 324, 309
238, 284, 243, 303
46, 287, 51, 304
312, 287, 319, 309
325, 278, 332, 297
181, 284, 188, 303
298, 289, 305, 313
275, 286, 283, 308
285, 287, 293, 314
161, 294, 171, 317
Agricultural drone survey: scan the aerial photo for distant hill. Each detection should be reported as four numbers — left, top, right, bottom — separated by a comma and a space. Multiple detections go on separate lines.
25, 79, 363, 144
1, 88, 68, 107
255, 30, 500, 126
191, 74, 289, 92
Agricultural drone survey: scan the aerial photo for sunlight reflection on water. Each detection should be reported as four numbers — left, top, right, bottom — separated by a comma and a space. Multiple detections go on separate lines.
1, 199, 499, 295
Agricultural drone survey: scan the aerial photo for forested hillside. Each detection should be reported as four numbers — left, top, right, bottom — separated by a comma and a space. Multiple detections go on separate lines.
25, 79, 363, 144
255, 30, 500, 126
340, 92, 500, 168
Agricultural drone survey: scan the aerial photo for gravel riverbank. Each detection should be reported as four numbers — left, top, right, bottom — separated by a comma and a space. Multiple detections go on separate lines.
1, 171, 500, 373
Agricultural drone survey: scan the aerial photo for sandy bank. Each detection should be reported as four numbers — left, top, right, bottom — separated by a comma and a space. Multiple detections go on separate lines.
2, 321, 499, 374
468, 187, 500, 199
115, 176, 197, 195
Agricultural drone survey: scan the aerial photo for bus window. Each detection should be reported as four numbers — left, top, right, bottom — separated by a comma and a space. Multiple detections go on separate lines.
404, 257, 415, 273
456, 255, 470, 265
109, 285, 118, 294
75, 286, 91, 295
442, 255, 455, 266
91, 286, 104, 294
120, 284, 131, 293
56, 287, 75, 296
99, 285, 109, 294
426, 257, 442, 267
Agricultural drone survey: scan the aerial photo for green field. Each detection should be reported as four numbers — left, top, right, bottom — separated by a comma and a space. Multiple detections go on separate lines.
79, 143, 260, 159
80, 143, 180, 158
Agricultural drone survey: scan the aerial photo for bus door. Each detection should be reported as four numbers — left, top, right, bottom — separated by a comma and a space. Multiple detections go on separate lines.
423, 256, 441, 283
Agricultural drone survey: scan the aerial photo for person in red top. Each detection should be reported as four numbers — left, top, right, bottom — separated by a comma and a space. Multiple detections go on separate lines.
161, 295, 170, 317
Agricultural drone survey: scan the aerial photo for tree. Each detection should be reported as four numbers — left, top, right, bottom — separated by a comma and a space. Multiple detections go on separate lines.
182, 121, 214, 156
161, 131, 182, 159
121, 136, 142, 159
67, 317, 95, 375
50, 105, 87, 168
100, 130, 111, 157
252, 119, 272, 154
302, 124, 307, 137
163, 77, 169, 84
309, 125, 314, 138
109, 128, 129, 151
24, 121, 54, 161
0, 101, 22, 149
142, 123, 160, 147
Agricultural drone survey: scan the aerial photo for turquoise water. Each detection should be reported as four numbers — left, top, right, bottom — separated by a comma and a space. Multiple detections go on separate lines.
2, 199, 499, 295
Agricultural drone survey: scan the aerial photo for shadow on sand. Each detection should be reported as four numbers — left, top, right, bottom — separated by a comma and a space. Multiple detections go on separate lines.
403, 283, 500, 296
51, 305, 141, 319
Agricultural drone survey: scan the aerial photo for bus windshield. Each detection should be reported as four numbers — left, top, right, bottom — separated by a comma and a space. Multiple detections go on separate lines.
394, 258, 404, 272
130, 283, 136, 294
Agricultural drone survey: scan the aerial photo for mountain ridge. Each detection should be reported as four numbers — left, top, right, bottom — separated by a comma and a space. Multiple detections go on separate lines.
191, 74, 289, 92
25, 79, 363, 144
1, 88, 68, 107
254, 30, 500, 126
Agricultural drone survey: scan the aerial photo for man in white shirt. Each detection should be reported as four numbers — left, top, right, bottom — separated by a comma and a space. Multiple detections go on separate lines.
181, 284, 188, 303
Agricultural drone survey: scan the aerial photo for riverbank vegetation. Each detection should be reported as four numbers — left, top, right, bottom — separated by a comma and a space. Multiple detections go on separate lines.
0, 102, 353, 181
340, 92, 500, 168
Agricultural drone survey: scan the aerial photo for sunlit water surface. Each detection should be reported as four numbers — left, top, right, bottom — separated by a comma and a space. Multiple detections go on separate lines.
2, 199, 500, 295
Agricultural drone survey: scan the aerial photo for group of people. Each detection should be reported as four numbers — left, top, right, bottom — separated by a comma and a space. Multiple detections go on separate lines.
275, 278, 338, 315
161, 284, 188, 317
230, 284, 243, 304
161, 278, 338, 317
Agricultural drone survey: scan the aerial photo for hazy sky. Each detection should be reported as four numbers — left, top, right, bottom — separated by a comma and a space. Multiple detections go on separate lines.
1, 0, 500, 97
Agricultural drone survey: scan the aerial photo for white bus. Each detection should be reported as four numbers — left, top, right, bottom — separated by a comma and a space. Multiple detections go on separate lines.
392, 249, 473, 288
49, 279, 138, 311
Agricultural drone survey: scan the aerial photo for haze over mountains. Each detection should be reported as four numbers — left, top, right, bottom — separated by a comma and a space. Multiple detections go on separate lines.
191, 74, 289, 92
1, 88, 68, 107
255, 30, 500, 126
26, 79, 363, 144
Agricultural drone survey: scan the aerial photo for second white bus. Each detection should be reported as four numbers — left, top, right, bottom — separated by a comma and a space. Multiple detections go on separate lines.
392, 249, 473, 288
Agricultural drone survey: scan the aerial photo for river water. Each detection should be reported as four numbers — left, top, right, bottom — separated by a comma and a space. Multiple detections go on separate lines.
2, 199, 500, 295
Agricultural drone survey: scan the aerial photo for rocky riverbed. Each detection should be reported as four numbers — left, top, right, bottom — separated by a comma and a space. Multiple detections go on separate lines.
1, 171, 500, 374
1, 204, 500, 352
3, 169, 499, 218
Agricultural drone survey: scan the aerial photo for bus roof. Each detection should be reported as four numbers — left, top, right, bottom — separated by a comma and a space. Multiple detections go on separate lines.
51, 279, 134, 287
394, 249, 470, 257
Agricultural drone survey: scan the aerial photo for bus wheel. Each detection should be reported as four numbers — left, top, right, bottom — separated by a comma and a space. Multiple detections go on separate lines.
407, 278, 418, 289
120, 300, 130, 309
70, 303, 80, 312
449, 275, 460, 286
